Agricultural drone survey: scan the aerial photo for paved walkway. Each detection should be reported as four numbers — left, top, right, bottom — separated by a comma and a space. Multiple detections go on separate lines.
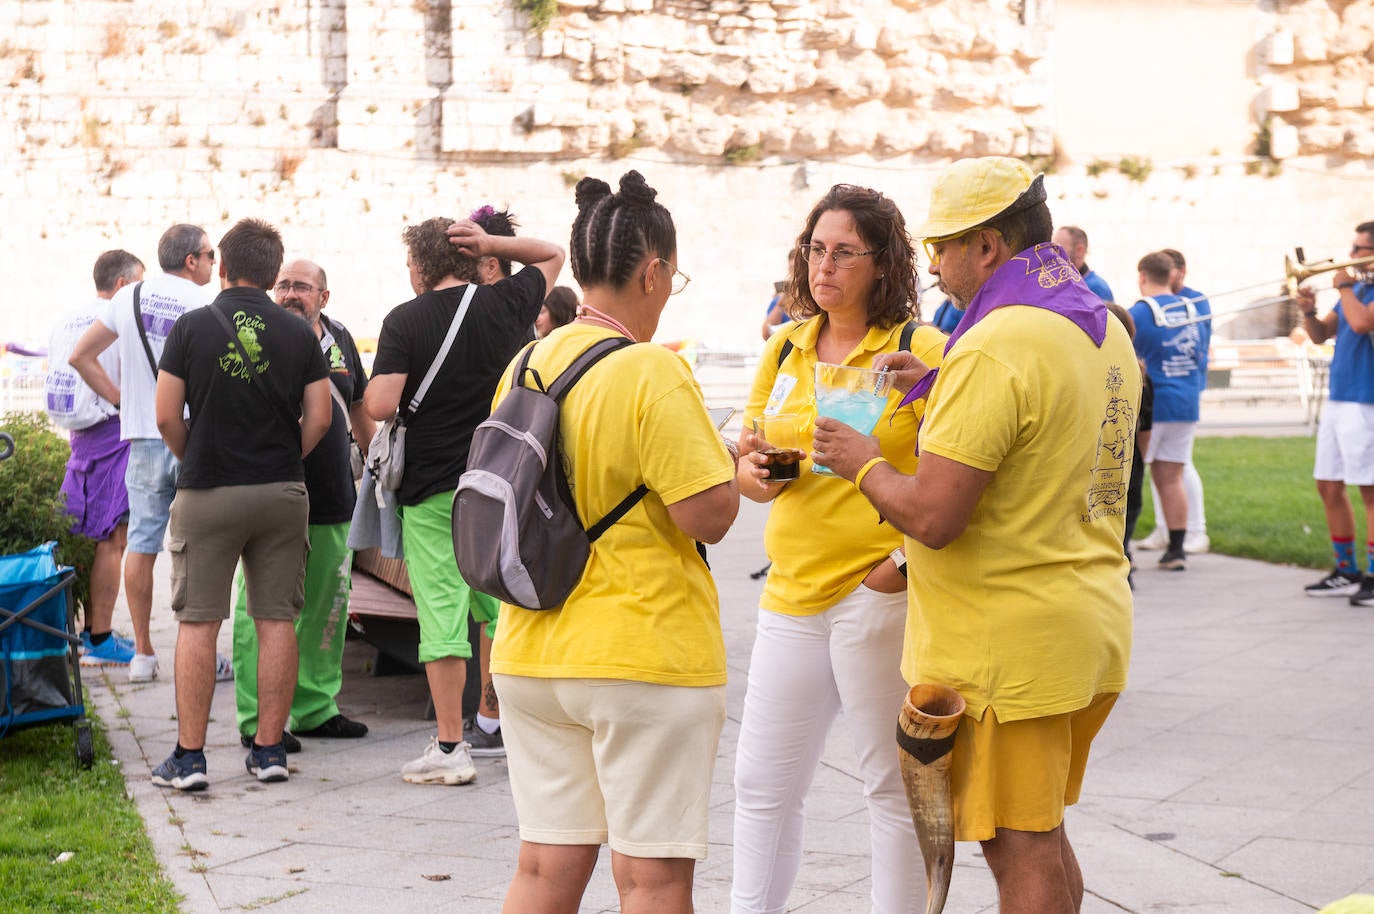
87, 498, 1374, 913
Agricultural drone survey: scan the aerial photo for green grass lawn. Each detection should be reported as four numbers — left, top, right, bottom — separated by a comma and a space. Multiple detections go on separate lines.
1135, 435, 1353, 570
0, 709, 180, 914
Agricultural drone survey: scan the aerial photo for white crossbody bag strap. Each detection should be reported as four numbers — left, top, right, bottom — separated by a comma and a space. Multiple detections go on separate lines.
405, 282, 477, 417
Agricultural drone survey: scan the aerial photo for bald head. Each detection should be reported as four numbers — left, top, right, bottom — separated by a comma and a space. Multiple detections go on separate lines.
274, 258, 330, 331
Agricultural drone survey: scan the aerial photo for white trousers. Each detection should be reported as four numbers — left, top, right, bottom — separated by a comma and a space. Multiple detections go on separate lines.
730, 586, 921, 914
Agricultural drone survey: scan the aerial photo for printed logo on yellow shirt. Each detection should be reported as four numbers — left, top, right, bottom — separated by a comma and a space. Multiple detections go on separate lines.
1084, 364, 1133, 522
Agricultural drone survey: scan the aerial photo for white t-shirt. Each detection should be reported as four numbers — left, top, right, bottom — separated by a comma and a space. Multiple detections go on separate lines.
97, 273, 216, 440
47, 297, 122, 430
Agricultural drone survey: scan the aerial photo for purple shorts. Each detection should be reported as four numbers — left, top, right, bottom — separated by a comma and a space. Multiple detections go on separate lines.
60, 416, 131, 540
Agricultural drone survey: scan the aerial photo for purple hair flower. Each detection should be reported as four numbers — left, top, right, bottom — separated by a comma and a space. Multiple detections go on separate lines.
470, 204, 496, 224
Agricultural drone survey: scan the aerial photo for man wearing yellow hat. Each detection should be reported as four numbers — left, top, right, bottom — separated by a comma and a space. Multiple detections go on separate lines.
813, 157, 1139, 913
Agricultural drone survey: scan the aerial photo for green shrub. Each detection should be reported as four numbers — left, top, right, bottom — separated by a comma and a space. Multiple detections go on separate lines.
0, 412, 94, 612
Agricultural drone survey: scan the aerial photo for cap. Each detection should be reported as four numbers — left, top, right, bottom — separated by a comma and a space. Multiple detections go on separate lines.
915, 157, 1046, 241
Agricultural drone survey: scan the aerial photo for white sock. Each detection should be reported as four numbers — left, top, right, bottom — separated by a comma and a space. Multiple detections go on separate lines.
476, 712, 500, 734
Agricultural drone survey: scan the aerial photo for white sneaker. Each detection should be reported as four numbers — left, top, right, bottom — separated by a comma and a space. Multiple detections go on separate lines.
128, 653, 159, 683
215, 653, 234, 682
400, 737, 477, 785
1184, 532, 1210, 554
1134, 527, 1168, 551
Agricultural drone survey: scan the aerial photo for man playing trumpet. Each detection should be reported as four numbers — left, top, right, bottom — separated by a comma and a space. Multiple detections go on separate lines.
1298, 221, 1374, 604
813, 157, 1137, 914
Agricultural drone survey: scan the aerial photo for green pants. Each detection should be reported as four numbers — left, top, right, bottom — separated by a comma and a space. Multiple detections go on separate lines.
400, 490, 500, 664
233, 521, 352, 734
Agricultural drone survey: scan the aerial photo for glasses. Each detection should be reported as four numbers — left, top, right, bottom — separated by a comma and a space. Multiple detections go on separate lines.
655, 259, 691, 295
922, 227, 1001, 267
798, 243, 880, 269
196, 249, 216, 263
274, 280, 320, 296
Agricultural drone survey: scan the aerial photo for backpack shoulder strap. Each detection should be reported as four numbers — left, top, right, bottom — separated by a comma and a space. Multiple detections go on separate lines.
899, 319, 916, 352
131, 281, 158, 378
547, 336, 636, 402
543, 336, 647, 541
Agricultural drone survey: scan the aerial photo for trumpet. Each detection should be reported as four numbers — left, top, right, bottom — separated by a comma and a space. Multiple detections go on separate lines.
1284, 248, 1374, 299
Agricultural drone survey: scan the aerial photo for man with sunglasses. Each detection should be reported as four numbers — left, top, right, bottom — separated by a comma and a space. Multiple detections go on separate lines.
814, 157, 1138, 914
69, 224, 218, 684
227, 260, 376, 752
1297, 221, 1374, 604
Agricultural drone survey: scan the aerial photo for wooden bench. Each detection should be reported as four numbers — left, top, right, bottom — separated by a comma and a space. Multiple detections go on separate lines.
348, 547, 485, 715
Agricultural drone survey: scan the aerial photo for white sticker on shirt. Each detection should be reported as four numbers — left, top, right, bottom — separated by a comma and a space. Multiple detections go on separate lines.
764, 374, 798, 415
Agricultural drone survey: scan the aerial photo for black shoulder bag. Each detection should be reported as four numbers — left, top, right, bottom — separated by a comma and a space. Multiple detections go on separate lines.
131, 282, 159, 378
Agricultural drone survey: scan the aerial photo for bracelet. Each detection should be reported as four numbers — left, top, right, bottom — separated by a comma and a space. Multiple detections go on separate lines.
1305, 309, 1318, 318
853, 456, 887, 490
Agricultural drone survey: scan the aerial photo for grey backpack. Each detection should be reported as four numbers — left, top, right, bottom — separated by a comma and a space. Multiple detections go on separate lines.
453, 337, 647, 610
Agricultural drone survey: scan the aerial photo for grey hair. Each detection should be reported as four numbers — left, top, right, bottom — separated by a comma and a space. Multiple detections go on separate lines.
157, 223, 208, 272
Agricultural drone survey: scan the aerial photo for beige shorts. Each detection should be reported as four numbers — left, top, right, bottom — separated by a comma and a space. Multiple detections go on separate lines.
493, 674, 726, 859
169, 482, 310, 623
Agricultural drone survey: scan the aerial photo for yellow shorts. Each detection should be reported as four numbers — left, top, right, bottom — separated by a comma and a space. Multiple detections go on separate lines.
950, 692, 1119, 842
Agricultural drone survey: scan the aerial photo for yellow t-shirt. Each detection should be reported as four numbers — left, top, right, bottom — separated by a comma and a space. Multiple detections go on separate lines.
746, 317, 947, 616
905, 306, 1139, 722
489, 324, 736, 687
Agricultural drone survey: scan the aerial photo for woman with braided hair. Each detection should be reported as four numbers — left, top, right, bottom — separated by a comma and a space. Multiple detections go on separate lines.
489, 170, 740, 914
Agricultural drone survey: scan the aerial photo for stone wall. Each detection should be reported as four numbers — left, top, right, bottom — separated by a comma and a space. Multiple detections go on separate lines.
1260, 0, 1374, 158
2, 0, 1374, 350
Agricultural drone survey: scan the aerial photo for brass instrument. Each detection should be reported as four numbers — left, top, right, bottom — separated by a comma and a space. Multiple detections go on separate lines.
1284, 248, 1374, 299
1160, 249, 1374, 328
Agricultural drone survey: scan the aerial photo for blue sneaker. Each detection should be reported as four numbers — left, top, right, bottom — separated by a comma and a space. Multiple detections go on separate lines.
79, 632, 135, 666
151, 750, 209, 791
245, 743, 289, 783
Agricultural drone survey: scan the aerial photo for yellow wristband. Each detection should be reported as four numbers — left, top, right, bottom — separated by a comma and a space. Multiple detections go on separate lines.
853, 456, 887, 490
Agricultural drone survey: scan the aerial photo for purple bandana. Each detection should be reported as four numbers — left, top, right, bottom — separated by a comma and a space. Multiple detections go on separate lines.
899, 242, 1108, 407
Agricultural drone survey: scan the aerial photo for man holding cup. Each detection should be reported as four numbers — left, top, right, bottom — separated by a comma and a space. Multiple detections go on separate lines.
813, 158, 1138, 913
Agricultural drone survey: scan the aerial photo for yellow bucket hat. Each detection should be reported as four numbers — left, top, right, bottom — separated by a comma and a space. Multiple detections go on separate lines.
915, 157, 1047, 241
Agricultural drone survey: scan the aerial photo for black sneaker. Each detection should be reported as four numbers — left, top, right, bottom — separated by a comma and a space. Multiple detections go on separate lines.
463, 717, 505, 758
245, 742, 290, 782
295, 714, 369, 739
1350, 576, 1374, 606
1305, 568, 1363, 598
1158, 548, 1186, 571
241, 730, 301, 754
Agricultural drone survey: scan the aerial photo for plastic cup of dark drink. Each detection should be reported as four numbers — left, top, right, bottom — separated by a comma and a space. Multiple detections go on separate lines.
752, 413, 808, 485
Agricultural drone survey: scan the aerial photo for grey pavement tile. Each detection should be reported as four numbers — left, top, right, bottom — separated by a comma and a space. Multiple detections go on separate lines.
1169, 742, 1374, 811
1217, 836, 1374, 909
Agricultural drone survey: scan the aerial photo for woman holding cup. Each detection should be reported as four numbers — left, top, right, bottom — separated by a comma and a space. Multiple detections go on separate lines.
732, 184, 946, 914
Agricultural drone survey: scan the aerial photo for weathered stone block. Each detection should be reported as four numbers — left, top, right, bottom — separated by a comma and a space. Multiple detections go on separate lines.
669, 119, 731, 155
1259, 79, 1300, 113
661, 54, 711, 86
624, 47, 662, 81
711, 56, 751, 87
1262, 29, 1296, 67
804, 22, 849, 50
1268, 121, 1300, 159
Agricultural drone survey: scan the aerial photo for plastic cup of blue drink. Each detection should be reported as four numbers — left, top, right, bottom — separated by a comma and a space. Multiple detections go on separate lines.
812, 362, 894, 476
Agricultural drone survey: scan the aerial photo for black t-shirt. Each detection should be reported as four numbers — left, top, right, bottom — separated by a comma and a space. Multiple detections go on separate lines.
371, 266, 546, 506
160, 287, 329, 489
303, 314, 369, 524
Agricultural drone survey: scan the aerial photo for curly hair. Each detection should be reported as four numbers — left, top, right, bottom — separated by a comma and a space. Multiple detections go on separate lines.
402, 217, 478, 291
569, 170, 676, 292
786, 184, 916, 330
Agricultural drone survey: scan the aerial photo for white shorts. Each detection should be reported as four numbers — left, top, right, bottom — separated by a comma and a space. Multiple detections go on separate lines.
494, 674, 726, 859
1145, 421, 1197, 464
1314, 400, 1374, 486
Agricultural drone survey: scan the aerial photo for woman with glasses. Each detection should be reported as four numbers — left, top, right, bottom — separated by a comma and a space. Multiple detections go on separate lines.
732, 184, 946, 914
489, 170, 739, 914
